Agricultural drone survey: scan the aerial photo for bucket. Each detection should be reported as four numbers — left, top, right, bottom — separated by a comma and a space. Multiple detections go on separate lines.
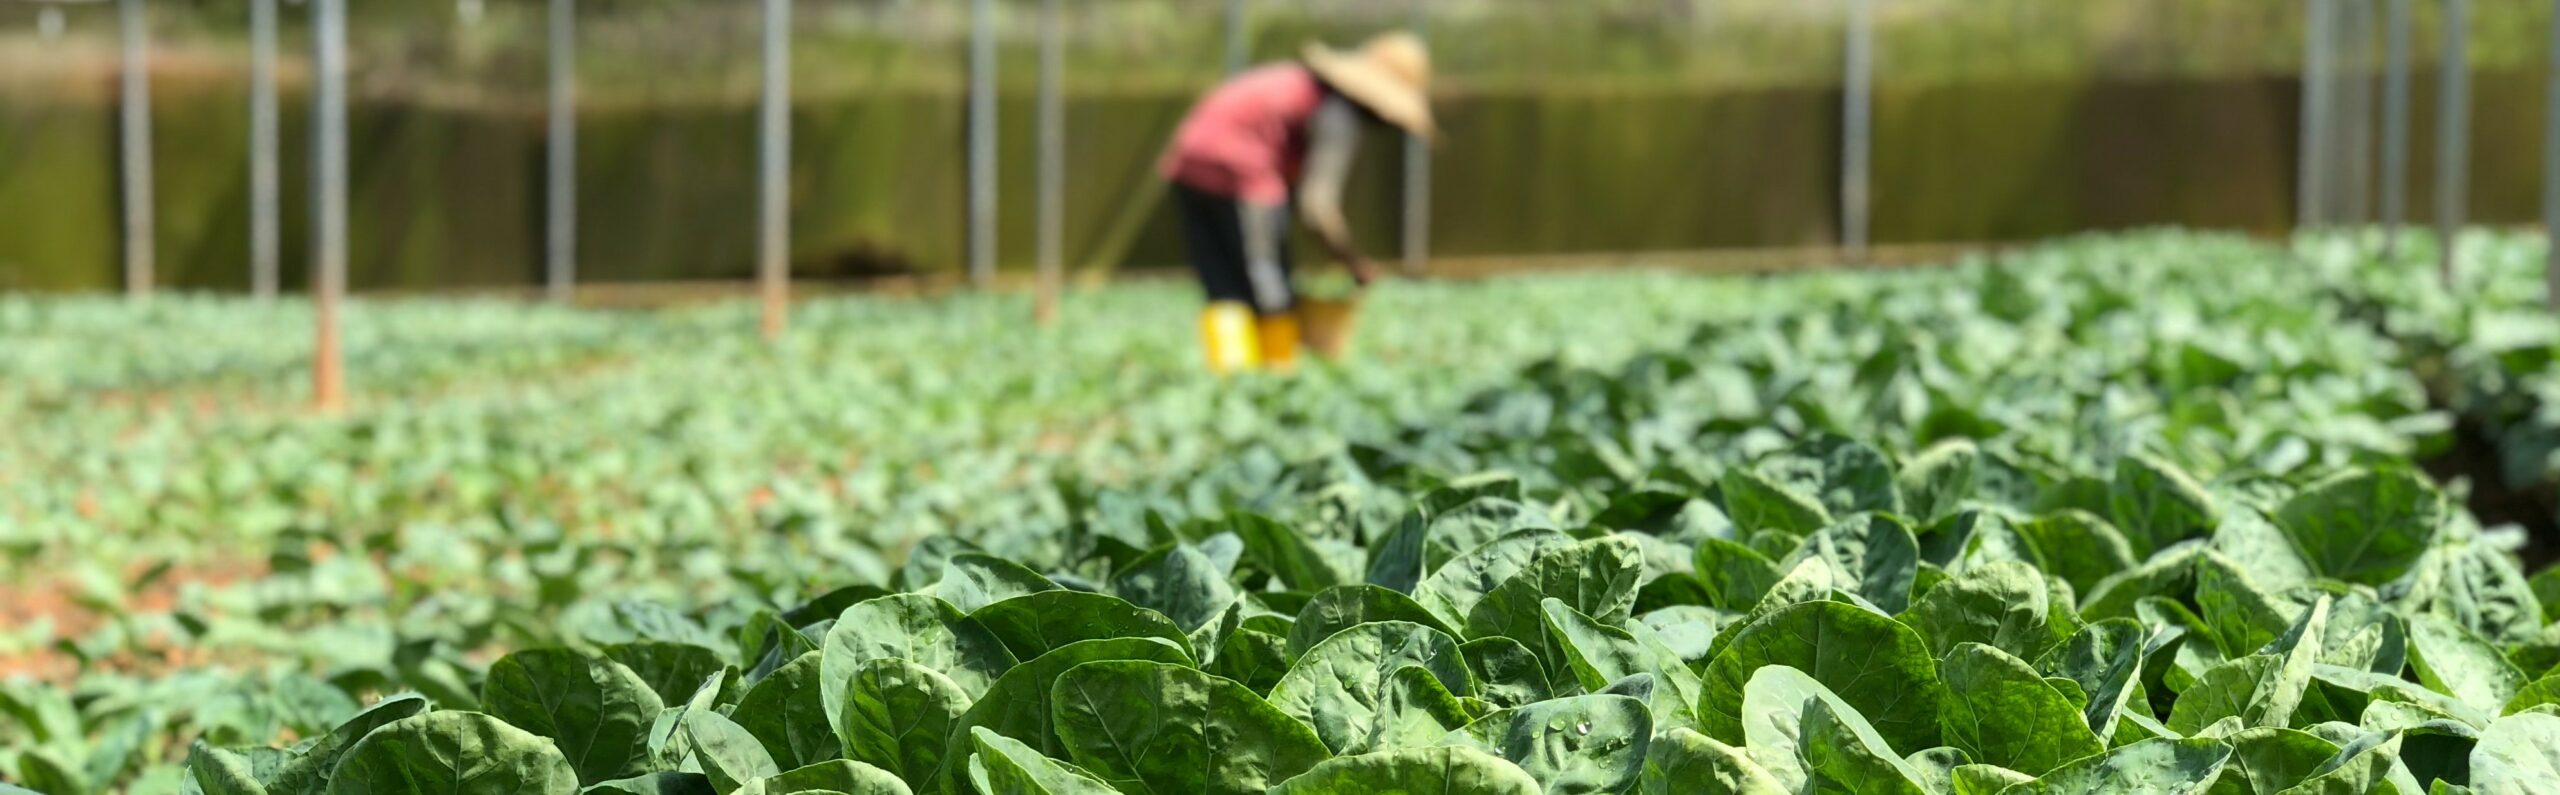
1299, 294, 1362, 359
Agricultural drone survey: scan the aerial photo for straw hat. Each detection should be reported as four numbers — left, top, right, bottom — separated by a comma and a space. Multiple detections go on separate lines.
1302, 32, 1436, 141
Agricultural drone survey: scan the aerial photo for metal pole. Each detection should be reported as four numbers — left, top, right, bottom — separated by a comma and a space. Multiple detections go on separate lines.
119, 0, 154, 297
1035, 0, 1064, 323
312, 0, 348, 410
2300, 0, 2333, 230
2381, 0, 2411, 255
2437, 0, 2469, 285
2338, 0, 2373, 226
2544, 0, 2560, 308
1401, 1, 1430, 276
546, 0, 576, 303
1841, 0, 1873, 259
758, 0, 791, 339
1224, 0, 1248, 75
250, 0, 280, 299
968, 0, 998, 289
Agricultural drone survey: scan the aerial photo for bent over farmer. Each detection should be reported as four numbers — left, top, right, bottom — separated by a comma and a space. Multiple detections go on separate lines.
1159, 32, 1435, 372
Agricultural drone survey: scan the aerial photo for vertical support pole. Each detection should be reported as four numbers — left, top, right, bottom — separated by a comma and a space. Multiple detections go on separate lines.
119, 0, 154, 297
2382, 0, 2411, 255
968, 0, 998, 289
1841, 0, 1874, 259
547, 0, 576, 303
2437, 0, 2470, 285
2301, 0, 2333, 230
1035, 0, 1064, 323
312, 0, 348, 411
1224, 0, 1248, 75
2544, 0, 2560, 308
1401, 0, 1430, 277
250, 0, 280, 299
2338, 0, 2374, 226
758, 0, 791, 339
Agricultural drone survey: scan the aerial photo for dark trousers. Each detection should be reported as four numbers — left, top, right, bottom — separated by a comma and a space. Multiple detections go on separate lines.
1173, 183, 1294, 313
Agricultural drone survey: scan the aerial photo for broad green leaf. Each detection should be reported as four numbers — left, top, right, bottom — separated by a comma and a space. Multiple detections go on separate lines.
1111, 543, 1241, 634
735, 651, 841, 770
323, 712, 579, 795
2081, 541, 2205, 622
1420, 497, 1561, 576
2001, 737, 2232, 795
969, 591, 1190, 662
2038, 619, 2155, 745
1265, 747, 1539, 795
1541, 599, 1705, 731
1699, 600, 1943, 753
1289, 585, 1460, 661
2207, 508, 2316, 592
2165, 598, 2328, 735
1226, 513, 1356, 591
785, 586, 896, 630
1949, 763, 2034, 795
184, 744, 275, 795
2277, 732, 2401, 795
938, 636, 1194, 788
1736, 666, 1928, 795
1720, 469, 1833, 542
1460, 636, 1551, 709
938, 554, 1063, 614
19, 749, 79, 795
735, 760, 911, 795
819, 594, 1017, 738
1637, 605, 1728, 666
1269, 621, 1476, 754
2273, 467, 2444, 585
1049, 660, 1331, 795
900, 536, 981, 592
742, 612, 821, 685
1639, 728, 1786, 795
1692, 538, 1784, 611
2507, 673, 2560, 715
966, 727, 1119, 795
1898, 560, 2060, 662
682, 709, 781, 794
1463, 536, 1646, 687
1209, 628, 1294, 694
1778, 513, 1921, 614
1416, 529, 1575, 636
2469, 712, 2560, 795
584, 772, 718, 795
1897, 439, 1980, 524
839, 658, 970, 789
2408, 614, 2528, 715
1937, 643, 2104, 775
1438, 694, 1652, 795
2108, 454, 2219, 559
1904, 746, 1976, 794
2014, 510, 2138, 595
2397, 544, 2544, 648
607, 643, 729, 711
481, 648, 664, 786
1757, 433, 1903, 518
2217, 727, 2343, 795
2194, 552, 2293, 659
265, 694, 434, 794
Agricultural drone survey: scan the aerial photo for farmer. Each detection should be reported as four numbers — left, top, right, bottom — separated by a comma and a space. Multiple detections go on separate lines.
1159, 32, 1435, 372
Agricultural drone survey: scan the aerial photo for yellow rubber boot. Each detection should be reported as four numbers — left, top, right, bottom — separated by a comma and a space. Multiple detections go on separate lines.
1199, 302, 1262, 374
1256, 312, 1302, 372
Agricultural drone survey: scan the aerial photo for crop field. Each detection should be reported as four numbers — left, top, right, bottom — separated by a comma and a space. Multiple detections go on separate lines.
6, 230, 2560, 794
